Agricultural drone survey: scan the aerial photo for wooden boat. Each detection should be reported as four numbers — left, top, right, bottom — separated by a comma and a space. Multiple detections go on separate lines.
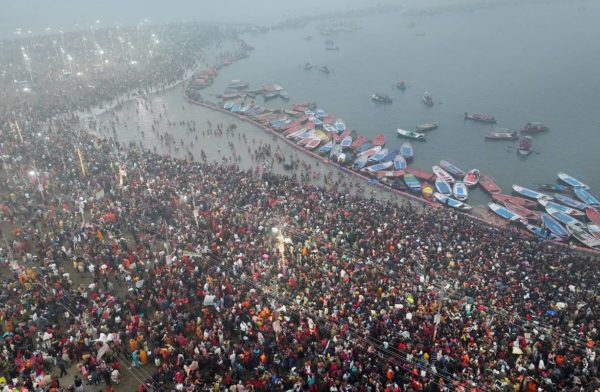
334, 119, 346, 132
485, 130, 518, 140
557, 172, 589, 190
357, 146, 382, 157
434, 192, 472, 212
298, 136, 316, 146
541, 213, 570, 240
512, 185, 552, 200
537, 183, 570, 193
374, 170, 405, 178
435, 177, 452, 196
352, 155, 369, 169
546, 208, 585, 229
369, 148, 389, 162
339, 129, 351, 139
554, 193, 589, 210
340, 136, 352, 149
439, 160, 466, 177
406, 167, 436, 182
403, 173, 422, 193
400, 143, 414, 162
432, 165, 455, 184
539, 199, 585, 217
574, 188, 600, 208
279, 91, 290, 101
364, 161, 393, 172
350, 136, 368, 149
264, 92, 279, 101
422, 91, 434, 107
452, 182, 468, 201
286, 128, 307, 139
478, 174, 501, 194
521, 122, 549, 133
526, 224, 560, 240
305, 138, 322, 150
416, 122, 439, 131
587, 224, 600, 240
518, 136, 533, 156
318, 141, 334, 154
397, 128, 425, 141
503, 201, 539, 222
586, 207, 600, 226
566, 224, 600, 248
355, 143, 373, 153
488, 202, 526, 224
393, 155, 407, 170
372, 134, 386, 146
492, 194, 539, 209
463, 169, 480, 187
464, 112, 496, 123
381, 149, 400, 162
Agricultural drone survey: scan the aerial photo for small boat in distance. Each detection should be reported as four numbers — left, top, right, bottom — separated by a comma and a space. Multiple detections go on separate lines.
518, 136, 533, 156
521, 122, 549, 133
478, 174, 501, 194
557, 172, 589, 190
463, 169, 480, 187
485, 129, 518, 140
396, 80, 406, 91
439, 160, 466, 177
422, 91, 434, 106
416, 122, 439, 131
464, 112, 496, 123
372, 93, 392, 104
397, 128, 426, 141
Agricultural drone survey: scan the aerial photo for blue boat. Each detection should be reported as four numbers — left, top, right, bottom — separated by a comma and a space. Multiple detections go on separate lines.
352, 155, 369, 169
541, 213, 570, 239
434, 192, 472, 212
546, 208, 585, 228
355, 143, 373, 153
574, 188, 600, 208
435, 177, 452, 196
393, 155, 407, 170
230, 103, 242, 113
439, 160, 466, 177
538, 199, 585, 217
488, 202, 526, 223
381, 149, 400, 163
553, 193, 590, 210
364, 161, 393, 172
557, 172, 589, 190
403, 173, 421, 192
319, 141, 334, 154
315, 109, 327, 118
400, 142, 414, 161
223, 101, 235, 110
512, 185, 553, 200
334, 119, 346, 132
452, 181, 468, 201
525, 224, 560, 241
340, 136, 352, 149
369, 148, 389, 162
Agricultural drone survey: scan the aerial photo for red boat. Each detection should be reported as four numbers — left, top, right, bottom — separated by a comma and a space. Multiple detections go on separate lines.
374, 170, 405, 178
464, 112, 496, 123
521, 122, 549, 133
371, 134, 386, 146
351, 135, 368, 149
479, 174, 501, 194
586, 207, 600, 226
406, 167, 436, 182
503, 200, 540, 222
491, 193, 538, 209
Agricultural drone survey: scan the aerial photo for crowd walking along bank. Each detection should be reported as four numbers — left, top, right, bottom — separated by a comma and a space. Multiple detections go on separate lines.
0, 21, 599, 392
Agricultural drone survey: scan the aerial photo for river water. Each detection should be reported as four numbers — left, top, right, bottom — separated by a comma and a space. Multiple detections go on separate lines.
105, 1, 600, 206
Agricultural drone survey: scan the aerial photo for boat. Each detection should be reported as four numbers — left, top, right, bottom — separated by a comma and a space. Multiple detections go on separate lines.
478, 174, 501, 194
223, 101, 235, 110
586, 207, 600, 226
416, 122, 439, 131
546, 208, 585, 229
526, 224, 560, 240
492, 194, 539, 209
452, 182, 468, 201
422, 91, 434, 107
557, 172, 589, 190
279, 91, 290, 101
588, 224, 600, 240
554, 193, 589, 210
352, 155, 369, 169
286, 128, 307, 139
340, 136, 352, 149
305, 138, 322, 150
334, 119, 346, 132
435, 177, 452, 196
397, 128, 425, 141
372, 134, 386, 146
381, 149, 400, 162
538, 199, 585, 217
364, 161, 393, 172
521, 122, 549, 133
406, 167, 436, 182
393, 155, 407, 170
518, 136, 533, 156
503, 201, 539, 222
434, 193, 472, 212
357, 146, 382, 158
298, 136, 316, 147
485, 130, 518, 140
264, 92, 279, 101
318, 141, 334, 154
439, 160, 466, 177
304, 62, 312, 70
464, 112, 496, 123
374, 170, 405, 178
488, 202, 526, 223
355, 143, 373, 153
537, 183, 570, 193
319, 66, 330, 74
403, 173, 422, 193
369, 148, 389, 162
512, 185, 552, 200
372, 93, 392, 104
574, 188, 600, 208
540, 213, 570, 240
396, 80, 406, 91
566, 224, 600, 248
431, 166, 455, 184
228, 79, 249, 90
350, 136, 369, 149
463, 169, 480, 187
330, 144, 343, 159
400, 143, 414, 162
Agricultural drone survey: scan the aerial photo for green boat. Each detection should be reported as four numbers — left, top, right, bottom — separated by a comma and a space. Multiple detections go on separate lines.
397, 128, 426, 141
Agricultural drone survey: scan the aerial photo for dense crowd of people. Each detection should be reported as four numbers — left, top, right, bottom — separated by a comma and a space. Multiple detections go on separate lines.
1, 22, 599, 392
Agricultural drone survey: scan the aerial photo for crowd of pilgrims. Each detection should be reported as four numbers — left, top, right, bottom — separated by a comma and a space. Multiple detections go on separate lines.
0, 21, 598, 392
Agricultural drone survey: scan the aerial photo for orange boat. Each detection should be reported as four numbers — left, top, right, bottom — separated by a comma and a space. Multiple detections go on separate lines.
491, 194, 538, 209
503, 201, 540, 222
406, 167, 436, 182
479, 174, 501, 194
